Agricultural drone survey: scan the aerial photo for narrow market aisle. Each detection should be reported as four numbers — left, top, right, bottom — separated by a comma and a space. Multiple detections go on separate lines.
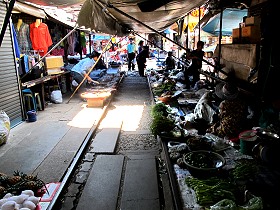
73, 75, 163, 210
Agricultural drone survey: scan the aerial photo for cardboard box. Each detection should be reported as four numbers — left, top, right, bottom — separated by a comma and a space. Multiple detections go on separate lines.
232, 28, 242, 43
45, 56, 64, 69
232, 28, 240, 38
241, 25, 261, 43
232, 26, 260, 44
245, 16, 260, 26
47, 68, 64, 75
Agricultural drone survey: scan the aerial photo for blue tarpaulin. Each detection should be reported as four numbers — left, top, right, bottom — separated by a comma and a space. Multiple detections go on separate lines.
92, 34, 111, 40
202, 8, 248, 36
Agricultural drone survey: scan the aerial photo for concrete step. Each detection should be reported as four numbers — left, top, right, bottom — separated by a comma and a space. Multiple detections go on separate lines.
90, 127, 121, 154
76, 155, 124, 210
120, 154, 160, 210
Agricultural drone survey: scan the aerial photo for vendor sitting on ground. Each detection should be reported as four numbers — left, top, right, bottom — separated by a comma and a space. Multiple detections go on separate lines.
70, 51, 100, 92
206, 82, 250, 139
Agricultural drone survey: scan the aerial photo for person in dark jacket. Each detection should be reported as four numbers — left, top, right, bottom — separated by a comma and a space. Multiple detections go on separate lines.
138, 40, 144, 54
165, 51, 176, 70
184, 40, 205, 88
94, 52, 107, 70
136, 45, 149, 77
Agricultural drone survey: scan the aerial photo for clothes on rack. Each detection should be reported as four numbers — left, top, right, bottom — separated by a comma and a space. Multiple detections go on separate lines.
12, 24, 21, 58
67, 29, 76, 56
14, 19, 32, 53
18, 51, 44, 77
29, 19, 53, 56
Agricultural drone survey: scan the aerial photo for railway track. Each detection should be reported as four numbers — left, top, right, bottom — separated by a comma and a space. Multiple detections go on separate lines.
45, 74, 172, 210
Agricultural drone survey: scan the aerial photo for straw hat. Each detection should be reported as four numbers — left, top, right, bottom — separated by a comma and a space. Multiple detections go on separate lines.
215, 82, 239, 100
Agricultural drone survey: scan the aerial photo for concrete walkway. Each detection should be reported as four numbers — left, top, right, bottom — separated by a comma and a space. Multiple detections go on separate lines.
0, 93, 107, 183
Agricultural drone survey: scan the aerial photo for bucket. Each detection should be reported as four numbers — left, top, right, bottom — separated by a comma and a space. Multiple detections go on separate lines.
26, 110, 37, 122
239, 130, 258, 155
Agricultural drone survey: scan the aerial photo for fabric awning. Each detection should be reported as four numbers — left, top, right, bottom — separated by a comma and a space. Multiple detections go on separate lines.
76, 0, 207, 36
13, 1, 46, 19
18, 0, 85, 7
202, 8, 248, 36
18, 0, 250, 36
44, 8, 76, 28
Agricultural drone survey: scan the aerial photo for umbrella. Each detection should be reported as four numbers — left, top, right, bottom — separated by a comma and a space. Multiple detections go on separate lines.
163, 28, 178, 34
202, 8, 248, 36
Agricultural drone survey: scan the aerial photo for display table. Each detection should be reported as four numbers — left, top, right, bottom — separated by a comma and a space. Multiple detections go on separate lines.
21, 71, 70, 110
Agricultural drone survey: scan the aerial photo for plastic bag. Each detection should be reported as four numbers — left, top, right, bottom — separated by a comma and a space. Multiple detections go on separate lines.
194, 92, 216, 124
0, 110, 10, 145
72, 80, 79, 87
239, 197, 263, 210
210, 199, 237, 210
50, 90, 63, 104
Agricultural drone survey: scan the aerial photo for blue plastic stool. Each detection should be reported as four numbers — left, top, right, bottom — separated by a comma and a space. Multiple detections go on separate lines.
22, 89, 37, 111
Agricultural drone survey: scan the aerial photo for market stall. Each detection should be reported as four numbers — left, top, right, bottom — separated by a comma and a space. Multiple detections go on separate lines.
147, 69, 280, 210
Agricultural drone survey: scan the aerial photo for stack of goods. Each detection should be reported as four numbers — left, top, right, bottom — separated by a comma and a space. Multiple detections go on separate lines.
0, 171, 46, 210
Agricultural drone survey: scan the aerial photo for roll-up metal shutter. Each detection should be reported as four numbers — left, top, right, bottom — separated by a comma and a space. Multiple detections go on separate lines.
0, 2, 24, 127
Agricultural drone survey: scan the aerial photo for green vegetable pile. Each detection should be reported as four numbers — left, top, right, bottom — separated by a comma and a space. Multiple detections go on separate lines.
152, 81, 176, 96
150, 103, 175, 136
151, 103, 169, 117
230, 159, 259, 181
185, 177, 238, 206
150, 114, 175, 136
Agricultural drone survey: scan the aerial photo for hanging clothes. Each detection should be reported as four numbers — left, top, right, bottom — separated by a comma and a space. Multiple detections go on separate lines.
67, 29, 76, 55
80, 31, 87, 55
14, 19, 32, 53
11, 24, 20, 58
29, 19, 53, 56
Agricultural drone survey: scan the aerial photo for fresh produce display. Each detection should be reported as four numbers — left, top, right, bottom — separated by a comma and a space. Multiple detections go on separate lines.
185, 177, 238, 206
151, 103, 170, 117
185, 136, 212, 151
210, 197, 263, 210
152, 80, 176, 97
230, 159, 259, 180
0, 171, 46, 199
150, 113, 175, 136
184, 151, 224, 169
0, 189, 40, 210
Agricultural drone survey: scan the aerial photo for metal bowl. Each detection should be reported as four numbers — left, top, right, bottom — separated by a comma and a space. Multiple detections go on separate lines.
183, 150, 226, 178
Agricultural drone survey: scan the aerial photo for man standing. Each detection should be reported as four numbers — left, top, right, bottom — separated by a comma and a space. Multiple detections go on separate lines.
184, 41, 205, 88
126, 38, 137, 71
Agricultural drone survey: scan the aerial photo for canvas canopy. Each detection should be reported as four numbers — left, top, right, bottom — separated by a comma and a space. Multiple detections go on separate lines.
19, 0, 208, 36
18, 0, 251, 36
13, 1, 46, 18
76, 0, 208, 36
202, 8, 248, 36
